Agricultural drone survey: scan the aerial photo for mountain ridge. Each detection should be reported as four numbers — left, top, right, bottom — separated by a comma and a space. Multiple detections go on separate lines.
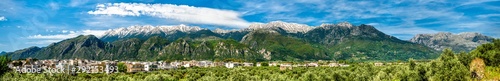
6, 21, 441, 61
410, 32, 494, 51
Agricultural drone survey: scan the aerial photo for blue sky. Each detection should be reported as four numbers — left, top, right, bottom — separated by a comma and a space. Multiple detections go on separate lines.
0, 0, 499, 52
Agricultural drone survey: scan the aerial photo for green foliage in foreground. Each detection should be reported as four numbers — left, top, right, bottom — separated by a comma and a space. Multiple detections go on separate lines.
426, 49, 470, 80
117, 62, 126, 72
470, 39, 500, 66
0, 56, 11, 76
0, 65, 467, 81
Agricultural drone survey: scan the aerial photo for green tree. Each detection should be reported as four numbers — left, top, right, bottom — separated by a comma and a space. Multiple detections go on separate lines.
427, 49, 470, 80
471, 39, 500, 66
0, 55, 11, 75
408, 58, 416, 70
261, 62, 269, 66
117, 62, 126, 72
457, 51, 472, 67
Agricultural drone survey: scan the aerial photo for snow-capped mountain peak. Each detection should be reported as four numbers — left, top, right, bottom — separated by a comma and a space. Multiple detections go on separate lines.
102, 25, 203, 38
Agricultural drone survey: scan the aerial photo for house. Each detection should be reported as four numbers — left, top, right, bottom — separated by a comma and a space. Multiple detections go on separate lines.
126, 62, 144, 73
339, 64, 350, 67
270, 62, 278, 66
225, 62, 241, 68
213, 62, 225, 67
158, 62, 173, 69
243, 62, 253, 67
183, 63, 191, 68
225, 62, 234, 68
328, 63, 339, 67
88, 63, 101, 73
104, 62, 117, 73
280, 64, 293, 70
296, 64, 307, 67
147, 63, 158, 71
170, 61, 182, 67
198, 61, 213, 67
144, 62, 151, 72
374, 62, 383, 66
307, 62, 319, 67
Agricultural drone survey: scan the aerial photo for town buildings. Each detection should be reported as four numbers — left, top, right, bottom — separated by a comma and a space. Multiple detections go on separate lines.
9, 59, 354, 74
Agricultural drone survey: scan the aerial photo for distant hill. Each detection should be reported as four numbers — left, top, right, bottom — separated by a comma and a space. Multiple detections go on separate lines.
0, 51, 6, 56
6, 21, 439, 61
410, 32, 494, 52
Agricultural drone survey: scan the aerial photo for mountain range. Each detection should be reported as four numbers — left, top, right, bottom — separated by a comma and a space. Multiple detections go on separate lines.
410, 32, 495, 52
0, 51, 6, 56
6, 21, 493, 62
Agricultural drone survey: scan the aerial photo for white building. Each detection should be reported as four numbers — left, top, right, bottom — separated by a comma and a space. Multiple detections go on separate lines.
198, 61, 213, 67
374, 62, 383, 66
144, 63, 150, 71
340, 64, 350, 67
243, 62, 253, 67
183, 63, 191, 68
307, 63, 319, 67
225, 62, 235, 68
171, 61, 182, 67
328, 63, 339, 67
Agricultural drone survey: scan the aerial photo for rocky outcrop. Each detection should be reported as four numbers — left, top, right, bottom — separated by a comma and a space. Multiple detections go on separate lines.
410, 32, 494, 51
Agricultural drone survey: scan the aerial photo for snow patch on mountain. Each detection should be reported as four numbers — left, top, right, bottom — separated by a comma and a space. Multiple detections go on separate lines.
102, 21, 358, 38
102, 24, 203, 38
248, 21, 314, 33
336, 22, 353, 28
213, 28, 240, 33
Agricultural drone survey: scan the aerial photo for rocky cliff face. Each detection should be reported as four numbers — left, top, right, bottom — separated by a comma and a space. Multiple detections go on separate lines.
305, 23, 401, 46
158, 39, 263, 61
410, 32, 494, 51
302, 23, 437, 61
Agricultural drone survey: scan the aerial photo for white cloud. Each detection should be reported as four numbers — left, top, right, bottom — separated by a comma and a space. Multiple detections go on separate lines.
61, 30, 69, 33
82, 15, 158, 28
453, 22, 489, 28
69, 0, 90, 7
88, 3, 252, 28
26, 30, 107, 44
459, 0, 499, 6
366, 23, 380, 26
25, 40, 62, 44
48, 2, 59, 10
0, 16, 6, 21
82, 30, 106, 37
476, 14, 500, 18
